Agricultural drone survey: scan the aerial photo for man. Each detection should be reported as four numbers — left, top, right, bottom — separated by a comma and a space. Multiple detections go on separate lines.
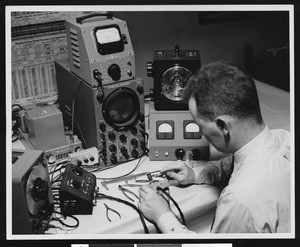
138, 61, 290, 233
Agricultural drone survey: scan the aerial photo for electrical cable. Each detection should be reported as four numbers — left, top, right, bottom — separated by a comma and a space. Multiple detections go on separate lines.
95, 153, 146, 180
156, 186, 186, 226
71, 79, 83, 146
95, 192, 149, 234
51, 210, 80, 229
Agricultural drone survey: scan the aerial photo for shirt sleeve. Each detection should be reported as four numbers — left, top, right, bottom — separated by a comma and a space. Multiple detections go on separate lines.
192, 156, 233, 185
211, 190, 257, 233
156, 212, 196, 234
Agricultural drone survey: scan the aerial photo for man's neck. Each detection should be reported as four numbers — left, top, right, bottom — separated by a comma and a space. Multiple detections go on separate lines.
231, 122, 266, 153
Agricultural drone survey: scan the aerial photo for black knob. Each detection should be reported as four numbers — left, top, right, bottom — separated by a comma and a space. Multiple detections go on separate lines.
108, 64, 121, 81
147, 62, 153, 77
73, 165, 84, 176
120, 146, 127, 154
140, 123, 145, 130
119, 134, 127, 143
101, 148, 107, 157
137, 84, 144, 94
140, 139, 146, 150
96, 92, 104, 103
130, 127, 137, 136
99, 122, 106, 132
192, 149, 202, 161
109, 144, 117, 153
100, 133, 106, 140
127, 70, 133, 77
72, 179, 82, 189
89, 156, 95, 162
32, 177, 48, 202
108, 131, 116, 141
83, 157, 89, 163
110, 154, 118, 164
131, 138, 138, 148
175, 148, 185, 160
131, 149, 139, 158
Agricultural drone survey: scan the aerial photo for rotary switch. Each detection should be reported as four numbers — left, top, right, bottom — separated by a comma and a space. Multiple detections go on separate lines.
108, 64, 121, 81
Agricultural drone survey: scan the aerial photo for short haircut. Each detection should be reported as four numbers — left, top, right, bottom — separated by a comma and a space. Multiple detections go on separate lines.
183, 60, 263, 124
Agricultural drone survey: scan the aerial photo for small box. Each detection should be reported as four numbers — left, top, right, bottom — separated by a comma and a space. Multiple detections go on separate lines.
24, 105, 66, 150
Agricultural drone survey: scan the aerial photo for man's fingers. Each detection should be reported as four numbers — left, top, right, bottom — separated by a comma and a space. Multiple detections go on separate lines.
161, 161, 185, 173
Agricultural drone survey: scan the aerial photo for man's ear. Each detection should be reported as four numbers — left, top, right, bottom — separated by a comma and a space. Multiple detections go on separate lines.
215, 116, 232, 135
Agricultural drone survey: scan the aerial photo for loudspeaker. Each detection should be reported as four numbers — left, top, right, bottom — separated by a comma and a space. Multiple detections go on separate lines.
147, 46, 201, 110
12, 149, 53, 234
55, 60, 146, 166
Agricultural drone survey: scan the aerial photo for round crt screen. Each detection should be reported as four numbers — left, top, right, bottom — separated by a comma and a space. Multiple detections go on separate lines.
103, 88, 140, 129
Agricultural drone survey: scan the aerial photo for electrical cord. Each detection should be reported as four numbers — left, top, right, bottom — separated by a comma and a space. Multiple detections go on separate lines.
95, 192, 149, 234
156, 186, 186, 226
70, 79, 83, 145
51, 210, 80, 229
95, 152, 147, 180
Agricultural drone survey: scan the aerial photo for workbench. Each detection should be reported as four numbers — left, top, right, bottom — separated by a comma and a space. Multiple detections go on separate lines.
11, 79, 291, 238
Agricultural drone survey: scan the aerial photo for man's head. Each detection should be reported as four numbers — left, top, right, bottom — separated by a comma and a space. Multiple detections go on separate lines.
184, 60, 264, 153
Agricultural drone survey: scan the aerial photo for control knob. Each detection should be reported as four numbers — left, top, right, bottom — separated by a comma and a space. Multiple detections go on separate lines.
119, 134, 127, 143
131, 138, 138, 148
108, 64, 121, 81
137, 84, 144, 94
131, 149, 139, 158
108, 131, 116, 141
110, 154, 118, 164
109, 144, 117, 153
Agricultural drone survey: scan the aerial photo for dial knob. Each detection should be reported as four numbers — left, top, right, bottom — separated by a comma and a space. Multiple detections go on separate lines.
99, 122, 106, 132
72, 179, 82, 189
130, 127, 137, 136
108, 64, 121, 81
108, 131, 116, 141
137, 84, 144, 94
73, 165, 84, 176
175, 148, 185, 160
131, 149, 139, 158
119, 134, 127, 143
131, 138, 138, 148
110, 154, 118, 164
120, 146, 128, 154
109, 144, 117, 153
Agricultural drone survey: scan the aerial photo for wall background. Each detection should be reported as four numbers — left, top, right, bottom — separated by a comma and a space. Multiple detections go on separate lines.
114, 11, 289, 93
10, 10, 290, 105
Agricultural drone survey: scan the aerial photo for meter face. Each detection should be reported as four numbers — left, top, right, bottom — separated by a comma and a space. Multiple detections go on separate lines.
94, 25, 124, 55
95, 27, 121, 44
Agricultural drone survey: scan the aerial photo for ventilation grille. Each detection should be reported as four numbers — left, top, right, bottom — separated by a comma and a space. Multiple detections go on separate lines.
70, 28, 80, 68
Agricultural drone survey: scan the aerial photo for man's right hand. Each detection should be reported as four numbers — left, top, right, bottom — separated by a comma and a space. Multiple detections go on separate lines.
161, 160, 196, 185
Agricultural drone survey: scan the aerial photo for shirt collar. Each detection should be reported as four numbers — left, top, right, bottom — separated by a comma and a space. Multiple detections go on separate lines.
234, 126, 271, 164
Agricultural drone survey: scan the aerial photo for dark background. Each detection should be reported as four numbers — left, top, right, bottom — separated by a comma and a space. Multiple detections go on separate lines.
115, 11, 290, 92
